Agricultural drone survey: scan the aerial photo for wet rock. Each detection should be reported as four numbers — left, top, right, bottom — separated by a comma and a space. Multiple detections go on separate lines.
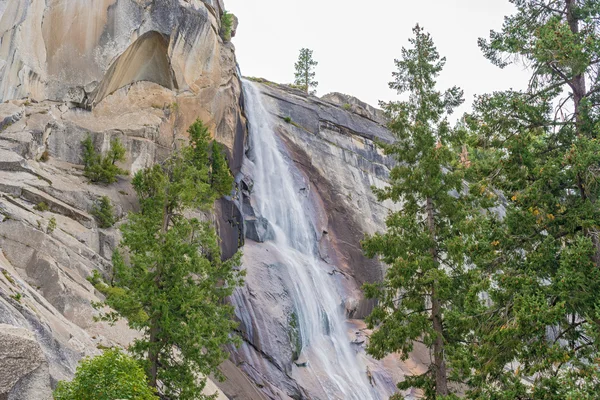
250, 81, 397, 288
244, 216, 275, 243
216, 197, 244, 260
294, 355, 308, 367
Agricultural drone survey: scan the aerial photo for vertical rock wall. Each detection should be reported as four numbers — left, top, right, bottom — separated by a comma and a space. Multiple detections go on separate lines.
0, 1, 245, 398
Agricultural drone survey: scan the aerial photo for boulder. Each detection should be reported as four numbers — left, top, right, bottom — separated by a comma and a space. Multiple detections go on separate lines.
244, 216, 275, 243
0, 324, 52, 400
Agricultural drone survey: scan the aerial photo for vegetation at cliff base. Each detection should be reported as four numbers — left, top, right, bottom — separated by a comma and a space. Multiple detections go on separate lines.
81, 135, 127, 184
294, 48, 319, 94
53, 349, 158, 400
92, 119, 242, 399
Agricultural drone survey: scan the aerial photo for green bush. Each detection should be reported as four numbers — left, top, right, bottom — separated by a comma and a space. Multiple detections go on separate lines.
47, 217, 57, 234
34, 202, 49, 212
82, 135, 127, 184
91, 196, 116, 228
53, 349, 158, 400
220, 11, 234, 42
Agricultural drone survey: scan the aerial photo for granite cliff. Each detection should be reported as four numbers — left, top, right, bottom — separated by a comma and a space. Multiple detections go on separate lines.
0, 1, 424, 399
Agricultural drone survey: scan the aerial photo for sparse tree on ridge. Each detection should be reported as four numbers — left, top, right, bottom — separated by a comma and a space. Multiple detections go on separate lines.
363, 25, 470, 398
294, 48, 319, 94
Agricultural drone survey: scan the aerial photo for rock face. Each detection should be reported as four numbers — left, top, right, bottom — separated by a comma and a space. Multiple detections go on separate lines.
0, 0, 245, 169
321, 92, 388, 126
229, 80, 415, 399
0, 324, 53, 400
246, 81, 396, 287
0, 1, 240, 399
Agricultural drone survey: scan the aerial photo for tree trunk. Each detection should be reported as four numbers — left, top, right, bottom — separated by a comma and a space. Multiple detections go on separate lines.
565, 0, 600, 264
148, 323, 160, 388
148, 204, 171, 389
304, 67, 309, 93
566, 0, 587, 127
426, 196, 449, 396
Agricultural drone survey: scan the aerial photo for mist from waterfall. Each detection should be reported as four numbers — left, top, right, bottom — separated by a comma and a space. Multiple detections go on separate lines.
241, 80, 379, 400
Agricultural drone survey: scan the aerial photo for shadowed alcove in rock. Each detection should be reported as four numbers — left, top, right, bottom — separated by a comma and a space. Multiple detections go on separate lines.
91, 31, 178, 106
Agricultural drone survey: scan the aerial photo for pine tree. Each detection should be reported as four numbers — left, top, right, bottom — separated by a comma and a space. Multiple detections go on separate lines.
363, 25, 469, 398
210, 140, 234, 196
93, 120, 242, 400
81, 135, 127, 184
294, 48, 318, 94
91, 196, 116, 228
463, 1, 600, 397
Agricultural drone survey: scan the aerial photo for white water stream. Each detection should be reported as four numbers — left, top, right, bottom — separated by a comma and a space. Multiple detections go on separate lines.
242, 81, 379, 400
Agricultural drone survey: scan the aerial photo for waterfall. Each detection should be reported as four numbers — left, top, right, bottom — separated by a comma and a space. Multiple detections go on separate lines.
241, 80, 379, 400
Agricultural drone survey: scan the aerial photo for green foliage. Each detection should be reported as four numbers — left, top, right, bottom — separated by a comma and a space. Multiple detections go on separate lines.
2, 269, 15, 285
342, 103, 352, 111
246, 76, 268, 83
283, 116, 292, 124
220, 11, 234, 42
53, 349, 158, 400
34, 202, 49, 212
363, 25, 467, 398
95, 119, 242, 399
459, 1, 600, 397
47, 217, 57, 234
81, 135, 127, 184
169, 102, 180, 114
10, 292, 22, 302
210, 140, 234, 196
92, 196, 116, 228
294, 48, 319, 94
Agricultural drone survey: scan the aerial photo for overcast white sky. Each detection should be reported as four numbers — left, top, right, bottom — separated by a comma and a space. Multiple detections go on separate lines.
226, 0, 531, 116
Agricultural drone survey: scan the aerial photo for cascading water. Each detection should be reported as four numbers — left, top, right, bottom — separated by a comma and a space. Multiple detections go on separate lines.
241, 80, 380, 400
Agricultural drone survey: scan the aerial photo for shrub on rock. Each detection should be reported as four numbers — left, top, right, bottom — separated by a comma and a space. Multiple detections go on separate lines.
53, 348, 157, 400
81, 135, 127, 184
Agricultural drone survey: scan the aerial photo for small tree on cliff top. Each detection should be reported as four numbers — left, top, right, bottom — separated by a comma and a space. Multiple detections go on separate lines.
363, 25, 472, 398
294, 48, 319, 94
93, 119, 243, 400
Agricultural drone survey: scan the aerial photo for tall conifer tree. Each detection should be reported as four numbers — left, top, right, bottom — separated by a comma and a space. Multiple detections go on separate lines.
463, 1, 600, 397
93, 120, 242, 400
363, 25, 469, 398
